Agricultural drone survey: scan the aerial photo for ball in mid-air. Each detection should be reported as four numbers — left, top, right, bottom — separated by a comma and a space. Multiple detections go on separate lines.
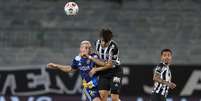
64, 2, 79, 16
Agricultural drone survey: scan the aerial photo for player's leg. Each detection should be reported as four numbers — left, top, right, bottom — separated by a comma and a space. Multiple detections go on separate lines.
92, 97, 101, 101
111, 94, 120, 101
83, 88, 92, 101
110, 76, 122, 101
91, 87, 102, 101
98, 77, 110, 101
99, 90, 109, 101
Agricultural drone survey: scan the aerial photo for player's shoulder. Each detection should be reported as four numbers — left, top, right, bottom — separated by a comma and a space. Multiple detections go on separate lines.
156, 63, 165, 68
96, 40, 101, 44
110, 40, 118, 45
74, 55, 81, 61
110, 40, 118, 47
110, 40, 119, 50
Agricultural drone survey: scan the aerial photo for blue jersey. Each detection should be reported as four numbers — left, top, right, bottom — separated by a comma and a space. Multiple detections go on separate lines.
71, 53, 99, 100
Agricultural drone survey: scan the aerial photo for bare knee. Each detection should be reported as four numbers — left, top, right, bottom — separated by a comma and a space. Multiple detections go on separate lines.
93, 97, 101, 101
111, 97, 119, 101
99, 90, 109, 101
111, 94, 120, 101
100, 93, 108, 101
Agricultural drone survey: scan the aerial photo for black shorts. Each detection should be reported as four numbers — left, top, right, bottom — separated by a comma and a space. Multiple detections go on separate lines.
150, 93, 166, 101
98, 71, 122, 94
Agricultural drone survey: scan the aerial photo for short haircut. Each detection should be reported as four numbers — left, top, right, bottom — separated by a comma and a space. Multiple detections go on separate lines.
161, 48, 172, 55
99, 28, 113, 43
80, 40, 91, 47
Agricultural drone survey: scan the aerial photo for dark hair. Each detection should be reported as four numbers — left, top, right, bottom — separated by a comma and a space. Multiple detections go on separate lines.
161, 48, 172, 55
99, 28, 113, 43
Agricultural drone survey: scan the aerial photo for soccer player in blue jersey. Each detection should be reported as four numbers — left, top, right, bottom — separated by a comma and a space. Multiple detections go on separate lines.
47, 40, 101, 101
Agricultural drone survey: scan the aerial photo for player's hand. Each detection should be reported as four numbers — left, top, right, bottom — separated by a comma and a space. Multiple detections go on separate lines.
89, 68, 97, 77
168, 82, 176, 89
47, 63, 58, 69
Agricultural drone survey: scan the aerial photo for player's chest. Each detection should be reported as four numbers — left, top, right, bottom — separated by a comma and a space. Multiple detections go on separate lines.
77, 59, 92, 71
161, 68, 171, 80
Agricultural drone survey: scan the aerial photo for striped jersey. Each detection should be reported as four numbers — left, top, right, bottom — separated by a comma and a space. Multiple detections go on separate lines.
95, 39, 120, 67
152, 63, 172, 97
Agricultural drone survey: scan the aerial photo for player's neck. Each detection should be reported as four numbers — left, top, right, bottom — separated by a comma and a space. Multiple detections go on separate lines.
101, 40, 111, 48
101, 41, 110, 48
161, 61, 170, 66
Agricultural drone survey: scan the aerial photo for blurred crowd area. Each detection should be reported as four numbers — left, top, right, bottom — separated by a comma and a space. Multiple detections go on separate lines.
1, 0, 201, 66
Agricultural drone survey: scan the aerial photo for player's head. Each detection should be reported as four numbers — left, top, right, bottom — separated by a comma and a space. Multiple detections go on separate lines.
99, 28, 113, 47
80, 40, 92, 55
160, 48, 173, 65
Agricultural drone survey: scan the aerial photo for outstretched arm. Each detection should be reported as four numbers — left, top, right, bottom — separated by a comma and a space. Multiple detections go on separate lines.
47, 63, 76, 73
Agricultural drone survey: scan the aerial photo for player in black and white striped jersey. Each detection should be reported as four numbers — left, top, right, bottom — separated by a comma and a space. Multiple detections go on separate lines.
151, 49, 176, 101
95, 36, 120, 66
83, 28, 122, 101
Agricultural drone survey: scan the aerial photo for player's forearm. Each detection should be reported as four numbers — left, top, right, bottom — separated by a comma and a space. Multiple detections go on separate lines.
55, 64, 73, 73
89, 56, 105, 66
88, 56, 113, 68
153, 76, 169, 85
96, 66, 110, 72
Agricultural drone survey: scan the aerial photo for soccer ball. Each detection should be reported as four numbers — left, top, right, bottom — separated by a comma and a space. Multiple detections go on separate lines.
64, 2, 79, 16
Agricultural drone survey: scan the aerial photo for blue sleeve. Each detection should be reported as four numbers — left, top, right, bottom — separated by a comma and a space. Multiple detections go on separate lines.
71, 59, 78, 69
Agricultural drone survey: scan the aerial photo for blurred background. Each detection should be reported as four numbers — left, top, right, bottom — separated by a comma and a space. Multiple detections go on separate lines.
0, 0, 201, 101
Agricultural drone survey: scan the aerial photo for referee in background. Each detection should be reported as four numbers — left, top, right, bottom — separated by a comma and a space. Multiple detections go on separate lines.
84, 28, 122, 101
151, 49, 176, 101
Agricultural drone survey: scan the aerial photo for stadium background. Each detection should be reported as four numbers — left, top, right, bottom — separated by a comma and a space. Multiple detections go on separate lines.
0, 0, 201, 101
